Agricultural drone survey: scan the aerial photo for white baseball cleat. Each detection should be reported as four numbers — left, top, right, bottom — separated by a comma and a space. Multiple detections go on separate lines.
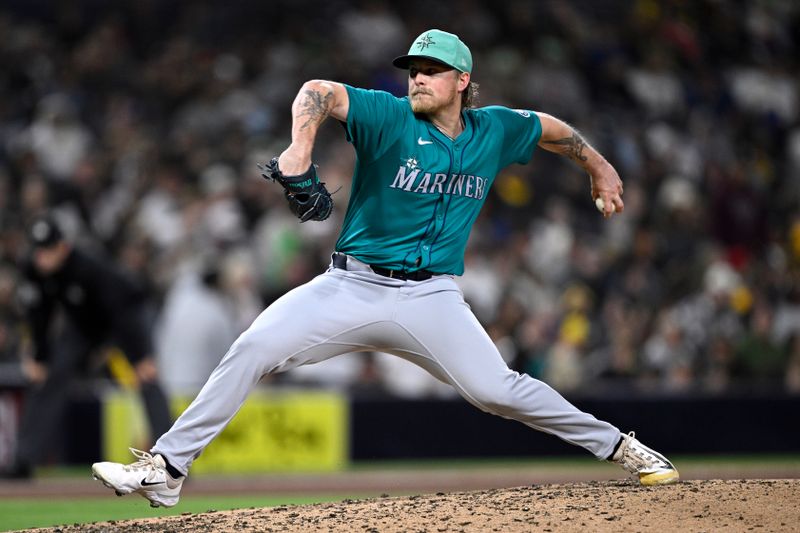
92, 448, 184, 508
611, 431, 680, 486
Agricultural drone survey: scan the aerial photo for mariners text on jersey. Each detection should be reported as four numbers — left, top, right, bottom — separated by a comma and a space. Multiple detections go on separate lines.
390, 166, 487, 199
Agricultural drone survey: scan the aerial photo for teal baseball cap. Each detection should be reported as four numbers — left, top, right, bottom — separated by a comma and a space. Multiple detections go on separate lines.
393, 29, 473, 74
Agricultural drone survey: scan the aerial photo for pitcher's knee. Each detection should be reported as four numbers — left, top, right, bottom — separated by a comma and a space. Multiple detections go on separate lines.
225, 328, 305, 376
220, 332, 270, 369
225, 333, 256, 358
464, 370, 536, 416
468, 386, 518, 416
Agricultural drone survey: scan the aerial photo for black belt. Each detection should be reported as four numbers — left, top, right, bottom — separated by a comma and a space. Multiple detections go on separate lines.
332, 252, 437, 281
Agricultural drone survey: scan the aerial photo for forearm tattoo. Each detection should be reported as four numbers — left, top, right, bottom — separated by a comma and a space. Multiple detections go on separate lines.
297, 88, 334, 130
543, 131, 589, 163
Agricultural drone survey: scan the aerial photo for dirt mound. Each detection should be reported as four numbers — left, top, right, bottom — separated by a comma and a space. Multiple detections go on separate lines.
25, 479, 799, 533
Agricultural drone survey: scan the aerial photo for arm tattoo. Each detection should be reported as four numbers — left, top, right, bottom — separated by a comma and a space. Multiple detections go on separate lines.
543, 131, 589, 163
297, 88, 334, 130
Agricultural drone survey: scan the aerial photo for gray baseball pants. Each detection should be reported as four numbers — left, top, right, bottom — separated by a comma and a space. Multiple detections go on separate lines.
153, 254, 620, 475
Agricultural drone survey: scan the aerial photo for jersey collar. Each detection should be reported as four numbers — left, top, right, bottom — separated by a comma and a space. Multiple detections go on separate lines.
425, 109, 472, 145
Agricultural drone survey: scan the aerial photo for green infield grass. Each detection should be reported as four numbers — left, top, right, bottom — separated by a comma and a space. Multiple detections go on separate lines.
0, 494, 350, 532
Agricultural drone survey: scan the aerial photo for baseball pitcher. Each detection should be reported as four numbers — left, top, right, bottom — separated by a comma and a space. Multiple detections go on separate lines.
93, 29, 678, 508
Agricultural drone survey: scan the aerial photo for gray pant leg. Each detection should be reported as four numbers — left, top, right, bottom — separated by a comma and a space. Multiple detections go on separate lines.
392, 277, 620, 459
152, 270, 394, 474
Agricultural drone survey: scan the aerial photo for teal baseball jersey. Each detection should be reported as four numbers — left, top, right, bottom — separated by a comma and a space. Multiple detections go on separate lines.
336, 85, 542, 275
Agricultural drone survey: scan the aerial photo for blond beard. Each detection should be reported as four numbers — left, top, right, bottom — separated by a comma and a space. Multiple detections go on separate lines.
410, 90, 458, 114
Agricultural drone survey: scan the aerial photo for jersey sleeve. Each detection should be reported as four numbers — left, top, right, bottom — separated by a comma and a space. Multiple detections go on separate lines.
343, 85, 409, 163
485, 106, 543, 167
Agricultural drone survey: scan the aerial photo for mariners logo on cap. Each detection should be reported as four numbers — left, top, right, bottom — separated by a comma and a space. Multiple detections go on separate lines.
415, 34, 435, 50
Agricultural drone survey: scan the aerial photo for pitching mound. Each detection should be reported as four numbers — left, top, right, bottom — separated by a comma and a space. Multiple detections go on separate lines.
27, 479, 799, 532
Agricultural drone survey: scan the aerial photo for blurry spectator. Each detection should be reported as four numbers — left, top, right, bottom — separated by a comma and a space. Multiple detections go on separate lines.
672, 256, 744, 361
196, 163, 247, 248
134, 157, 193, 254
488, 294, 526, 367
519, 36, 590, 120
732, 299, 787, 386
155, 248, 260, 396
772, 286, 800, 346
542, 284, 594, 391
19, 94, 93, 181
338, 1, 406, 69
729, 65, 797, 125
785, 334, 800, 393
525, 198, 575, 286
710, 165, 769, 264
457, 249, 505, 324
608, 327, 643, 384
641, 310, 694, 389
218, 249, 262, 333
250, 194, 331, 302
18, 176, 50, 220
0, 266, 23, 365
2, 216, 171, 478
625, 48, 684, 118
585, 295, 640, 387
516, 313, 552, 381
155, 259, 239, 396
543, 338, 583, 392
703, 334, 736, 392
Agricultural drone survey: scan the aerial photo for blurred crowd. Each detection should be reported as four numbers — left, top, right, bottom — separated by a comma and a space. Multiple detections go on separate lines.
0, 0, 799, 398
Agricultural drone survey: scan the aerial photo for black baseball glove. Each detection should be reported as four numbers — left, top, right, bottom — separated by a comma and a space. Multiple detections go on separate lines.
258, 158, 333, 222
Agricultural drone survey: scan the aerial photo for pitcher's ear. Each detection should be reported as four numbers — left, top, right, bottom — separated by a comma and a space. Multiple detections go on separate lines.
458, 71, 471, 92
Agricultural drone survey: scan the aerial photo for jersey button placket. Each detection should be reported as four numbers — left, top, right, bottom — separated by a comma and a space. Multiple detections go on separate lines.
419, 244, 432, 266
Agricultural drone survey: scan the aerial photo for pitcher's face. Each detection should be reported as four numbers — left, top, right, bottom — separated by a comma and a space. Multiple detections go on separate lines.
408, 59, 467, 114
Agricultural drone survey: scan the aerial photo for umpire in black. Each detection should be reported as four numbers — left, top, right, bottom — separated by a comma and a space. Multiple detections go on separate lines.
5, 216, 172, 478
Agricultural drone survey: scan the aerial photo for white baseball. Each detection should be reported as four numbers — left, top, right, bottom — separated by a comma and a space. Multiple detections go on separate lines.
595, 197, 605, 212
